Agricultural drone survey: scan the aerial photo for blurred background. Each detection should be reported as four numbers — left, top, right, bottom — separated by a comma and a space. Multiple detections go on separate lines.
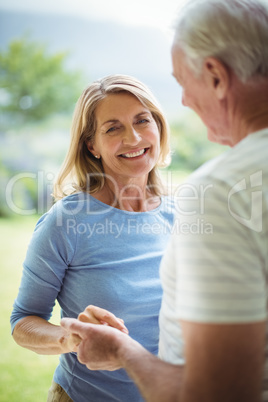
0, 0, 226, 400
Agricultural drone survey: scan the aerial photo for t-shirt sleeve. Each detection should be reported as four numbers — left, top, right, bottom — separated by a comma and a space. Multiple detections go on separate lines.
174, 175, 267, 323
10, 201, 77, 333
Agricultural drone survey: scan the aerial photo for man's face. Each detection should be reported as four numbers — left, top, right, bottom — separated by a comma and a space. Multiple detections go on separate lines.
171, 44, 230, 145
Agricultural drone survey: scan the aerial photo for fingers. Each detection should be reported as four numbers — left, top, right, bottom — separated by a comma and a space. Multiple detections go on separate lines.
70, 333, 82, 346
61, 318, 126, 371
78, 305, 129, 334
61, 318, 87, 338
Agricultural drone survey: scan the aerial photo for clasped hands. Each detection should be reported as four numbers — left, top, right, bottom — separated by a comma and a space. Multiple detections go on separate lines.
61, 305, 129, 371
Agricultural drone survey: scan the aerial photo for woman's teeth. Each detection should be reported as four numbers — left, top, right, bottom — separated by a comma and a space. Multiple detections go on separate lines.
121, 149, 146, 158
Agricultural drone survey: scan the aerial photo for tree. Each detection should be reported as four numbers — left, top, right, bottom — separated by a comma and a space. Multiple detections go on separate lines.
0, 37, 84, 216
0, 36, 83, 126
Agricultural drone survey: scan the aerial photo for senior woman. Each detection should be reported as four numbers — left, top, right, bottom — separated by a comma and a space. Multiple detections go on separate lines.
10, 75, 174, 402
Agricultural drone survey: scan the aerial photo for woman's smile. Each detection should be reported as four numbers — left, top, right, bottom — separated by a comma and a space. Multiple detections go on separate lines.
119, 147, 149, 159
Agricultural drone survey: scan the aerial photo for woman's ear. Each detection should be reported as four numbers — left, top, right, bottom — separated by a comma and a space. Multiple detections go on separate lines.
204, 57, 230, 100
86, 141, 100, 159
86, 141, 95, 154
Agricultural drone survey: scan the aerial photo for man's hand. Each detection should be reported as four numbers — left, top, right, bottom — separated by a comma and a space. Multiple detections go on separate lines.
61, 318, 130, 371
61, 317, 185, 402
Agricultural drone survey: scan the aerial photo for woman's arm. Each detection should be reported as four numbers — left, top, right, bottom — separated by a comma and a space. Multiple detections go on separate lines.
13, 316, 81, 355
13, 306, 128, 355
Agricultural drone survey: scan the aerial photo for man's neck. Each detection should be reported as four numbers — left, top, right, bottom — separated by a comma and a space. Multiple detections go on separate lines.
229, 78, 268, 146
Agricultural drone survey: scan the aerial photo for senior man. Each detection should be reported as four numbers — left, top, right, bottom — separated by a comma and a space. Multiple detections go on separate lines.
62, 0, 268, 401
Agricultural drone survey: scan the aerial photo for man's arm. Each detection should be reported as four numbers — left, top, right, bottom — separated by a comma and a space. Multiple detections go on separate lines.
61, 318, 184, 401
61, 318, 266, 402
179, 320, 266, 402
118, 337, 184, 402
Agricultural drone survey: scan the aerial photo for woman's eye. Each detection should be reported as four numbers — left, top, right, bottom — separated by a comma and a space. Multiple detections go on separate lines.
106, 126, 118, 133
137, 119, 149, 124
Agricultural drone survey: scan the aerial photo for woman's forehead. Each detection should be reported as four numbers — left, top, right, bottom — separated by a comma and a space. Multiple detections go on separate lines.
95, 92, 149, 122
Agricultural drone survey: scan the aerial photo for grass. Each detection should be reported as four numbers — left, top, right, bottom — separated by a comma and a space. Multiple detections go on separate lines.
0, 215, 60, 402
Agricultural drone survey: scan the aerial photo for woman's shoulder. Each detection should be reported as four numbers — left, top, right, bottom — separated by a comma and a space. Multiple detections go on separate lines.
54, 191, 101, 213
32, 192, 96, 236
58, 191, 88, 207
35, 192, 92, 226
156, 195, 176, 226
160, 195, 176, 213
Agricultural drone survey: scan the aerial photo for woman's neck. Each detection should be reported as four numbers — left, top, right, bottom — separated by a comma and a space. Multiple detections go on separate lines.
92, 177, 160, 212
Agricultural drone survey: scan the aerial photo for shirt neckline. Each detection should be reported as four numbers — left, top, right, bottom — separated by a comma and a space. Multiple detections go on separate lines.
87, 193, 163, 215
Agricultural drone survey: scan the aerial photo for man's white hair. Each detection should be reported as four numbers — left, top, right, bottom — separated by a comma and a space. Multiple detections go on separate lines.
173, 0, 268, 81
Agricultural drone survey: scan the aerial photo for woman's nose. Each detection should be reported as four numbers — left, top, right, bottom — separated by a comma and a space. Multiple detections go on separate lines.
123, 127, 141, 145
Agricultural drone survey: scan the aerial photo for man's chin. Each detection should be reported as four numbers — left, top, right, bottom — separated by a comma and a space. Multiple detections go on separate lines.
207, 129, 231, 146
207, 128, 218, 143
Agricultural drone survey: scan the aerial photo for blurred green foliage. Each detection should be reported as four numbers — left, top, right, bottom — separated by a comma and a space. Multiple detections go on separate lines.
168, 110, 227, 172
0, 37, 229, 218
0, 118, 69, 217
0, 37, 84, 216
0, 36, 83, 127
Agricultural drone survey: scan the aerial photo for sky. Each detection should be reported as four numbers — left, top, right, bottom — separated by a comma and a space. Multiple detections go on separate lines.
0, 0, 187, 33
0, 0, 187, 119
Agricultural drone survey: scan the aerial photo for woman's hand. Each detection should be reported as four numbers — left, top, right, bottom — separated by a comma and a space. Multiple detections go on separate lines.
61, 305, 128, 354
60, 331, 82, 354
61, 318, 132, 371
78, 305, 129, 334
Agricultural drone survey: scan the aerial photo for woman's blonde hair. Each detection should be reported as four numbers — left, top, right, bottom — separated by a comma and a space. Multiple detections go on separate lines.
53, 74, 170, 200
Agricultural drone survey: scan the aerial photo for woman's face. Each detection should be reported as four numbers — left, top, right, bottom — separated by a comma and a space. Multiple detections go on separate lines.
88, 92, 161, 184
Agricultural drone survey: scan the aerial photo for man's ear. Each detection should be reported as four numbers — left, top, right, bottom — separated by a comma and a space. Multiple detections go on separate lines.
204, 57, 230, 100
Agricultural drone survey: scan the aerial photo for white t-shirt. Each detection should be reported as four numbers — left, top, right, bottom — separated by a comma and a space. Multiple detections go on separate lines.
159, 128, 268, 399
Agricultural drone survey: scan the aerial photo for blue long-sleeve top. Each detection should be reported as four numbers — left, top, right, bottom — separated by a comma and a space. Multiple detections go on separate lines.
11, 192, 174, 402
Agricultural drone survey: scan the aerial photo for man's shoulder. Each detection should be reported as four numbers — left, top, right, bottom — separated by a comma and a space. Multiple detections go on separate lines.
187, 129, 268, 187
